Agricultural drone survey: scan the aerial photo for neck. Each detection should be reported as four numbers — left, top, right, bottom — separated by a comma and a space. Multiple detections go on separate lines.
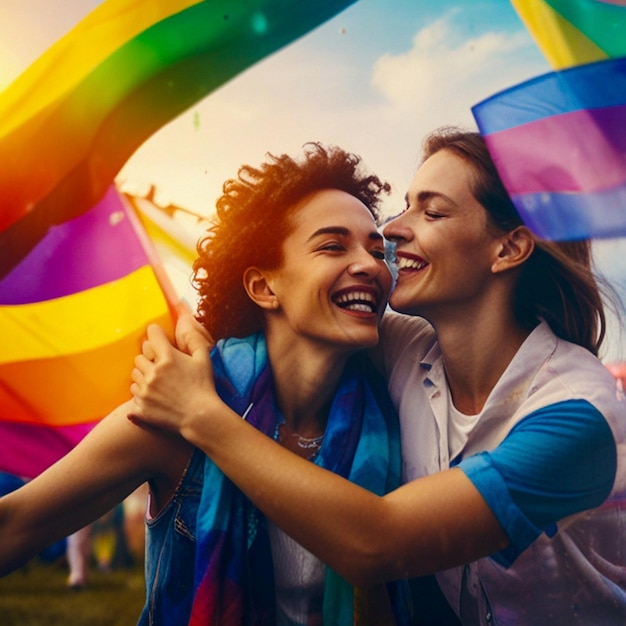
264, 328, 351, 435
430, 303, 531, 415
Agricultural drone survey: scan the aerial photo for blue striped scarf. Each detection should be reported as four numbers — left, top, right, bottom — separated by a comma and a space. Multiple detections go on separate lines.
188, 333, 411, 625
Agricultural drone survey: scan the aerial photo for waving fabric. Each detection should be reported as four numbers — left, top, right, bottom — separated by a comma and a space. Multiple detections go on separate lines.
0, 0, 356, 477
472, 0, 626, 240
189, 334, 410, 625
511, 0, 626, 69
473, 56, 626, 240
0, 0, 357, 279
0, 187, 187, 477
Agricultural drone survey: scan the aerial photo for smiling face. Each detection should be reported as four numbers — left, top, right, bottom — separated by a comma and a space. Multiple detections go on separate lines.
263, 189, 392, 352
383, 149, 504, 320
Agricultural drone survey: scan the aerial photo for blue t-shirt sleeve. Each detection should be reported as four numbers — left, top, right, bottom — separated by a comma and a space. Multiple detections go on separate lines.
458, 399, 616, 566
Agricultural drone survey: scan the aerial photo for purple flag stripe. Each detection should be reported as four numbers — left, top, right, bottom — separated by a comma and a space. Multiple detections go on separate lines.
484, 104, 626, 195
473, 57, 626, 134
511, 182, 626, 240
0, 186, 149, 305
0, 420, 97, 479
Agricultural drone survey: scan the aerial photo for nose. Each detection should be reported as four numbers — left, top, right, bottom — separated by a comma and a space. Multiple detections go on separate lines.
348, 247, 383, 277
382, 213, 413, 243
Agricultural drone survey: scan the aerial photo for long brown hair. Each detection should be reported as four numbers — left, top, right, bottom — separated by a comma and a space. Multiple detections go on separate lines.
193, 142, 390, 340
422, 126, 608, 355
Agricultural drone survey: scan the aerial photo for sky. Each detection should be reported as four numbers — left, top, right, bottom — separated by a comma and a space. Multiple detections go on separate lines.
1, 0, 625, 361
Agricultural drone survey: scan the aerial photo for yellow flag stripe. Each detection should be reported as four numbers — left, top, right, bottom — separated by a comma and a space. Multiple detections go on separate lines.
0, 0, 203, 136
511, 0, 608, 69
1, 265, 169, 363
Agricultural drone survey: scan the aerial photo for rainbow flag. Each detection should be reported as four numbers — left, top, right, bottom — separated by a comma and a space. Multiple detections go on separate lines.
0, 0, 355, 478
0, 0, 357, 279
472, 56, 626, 241
0, 187, 196, 478
511, 0, 626, 69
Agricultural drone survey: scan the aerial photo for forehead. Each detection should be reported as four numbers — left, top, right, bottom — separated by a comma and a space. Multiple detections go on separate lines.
408, 150, 476, 204
289, 189, 377, 234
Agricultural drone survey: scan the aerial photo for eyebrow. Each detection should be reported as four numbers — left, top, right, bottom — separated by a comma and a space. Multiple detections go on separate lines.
307, 226, 383, 242
405, 190, 457, 207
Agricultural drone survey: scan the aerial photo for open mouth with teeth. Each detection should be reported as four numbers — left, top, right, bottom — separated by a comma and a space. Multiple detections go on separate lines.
396, 255, 428, 271
333, 290, 379, 314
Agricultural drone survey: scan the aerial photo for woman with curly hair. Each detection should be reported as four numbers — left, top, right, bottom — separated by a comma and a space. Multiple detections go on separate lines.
0, 143, 412, 625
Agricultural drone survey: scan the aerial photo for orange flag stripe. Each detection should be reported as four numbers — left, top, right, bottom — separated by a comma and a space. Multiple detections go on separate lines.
0, 309, 172, 427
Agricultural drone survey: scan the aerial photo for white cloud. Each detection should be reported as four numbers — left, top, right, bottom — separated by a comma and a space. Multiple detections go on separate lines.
371, 13, 542, 121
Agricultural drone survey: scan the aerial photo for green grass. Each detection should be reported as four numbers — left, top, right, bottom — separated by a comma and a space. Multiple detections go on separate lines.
0, 560, 145, 626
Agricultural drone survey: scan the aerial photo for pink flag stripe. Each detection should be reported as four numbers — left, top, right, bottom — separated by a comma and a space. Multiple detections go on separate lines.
482, 104, 626, 195
0, 420, 98, 479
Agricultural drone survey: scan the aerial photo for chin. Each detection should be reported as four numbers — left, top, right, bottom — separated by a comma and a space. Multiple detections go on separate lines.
388, 297, 412, 314
345, 329, 379, 349
388, 299, 425, 318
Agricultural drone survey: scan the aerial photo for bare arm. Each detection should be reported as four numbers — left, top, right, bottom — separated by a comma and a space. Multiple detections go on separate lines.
184, 417, 506, 585
0, 401, 191, 576
130, 317, 508, 586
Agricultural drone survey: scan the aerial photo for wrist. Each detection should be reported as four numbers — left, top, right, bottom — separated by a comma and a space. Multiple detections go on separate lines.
179, 392, 233, 453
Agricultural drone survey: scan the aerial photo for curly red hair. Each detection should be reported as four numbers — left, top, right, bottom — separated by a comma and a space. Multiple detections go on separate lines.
193, 142, 390, 340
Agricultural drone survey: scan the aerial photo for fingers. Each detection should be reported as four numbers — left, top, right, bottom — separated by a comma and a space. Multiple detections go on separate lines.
146, 323, 170, 351
127, 397, 149, 428
129, 382, 140, 401
130, 354, 156, 410
129, 356, 156, 422
132, 353, 152, 379
176, 314, 213, 356
141, 340, 156, 363
141, 317, 211, 362
141, 323, 174, 363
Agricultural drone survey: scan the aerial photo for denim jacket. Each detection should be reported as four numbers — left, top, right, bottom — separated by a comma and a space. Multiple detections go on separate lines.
137, 448, 203, 626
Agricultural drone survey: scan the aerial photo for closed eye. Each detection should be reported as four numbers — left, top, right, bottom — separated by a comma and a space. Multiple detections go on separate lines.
425, 211, 446, 219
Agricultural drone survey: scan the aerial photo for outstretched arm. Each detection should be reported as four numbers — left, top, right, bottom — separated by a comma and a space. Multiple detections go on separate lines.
129, 316, 508, 586
0, 402, 190, 577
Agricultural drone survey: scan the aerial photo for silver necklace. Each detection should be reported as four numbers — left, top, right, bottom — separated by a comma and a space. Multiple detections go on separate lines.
289, 432, 324, 450
276, 423, 324, 449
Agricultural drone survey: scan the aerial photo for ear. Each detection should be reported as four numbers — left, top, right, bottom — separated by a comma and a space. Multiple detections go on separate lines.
243, 267, 279, 311
491, 226, 535, 274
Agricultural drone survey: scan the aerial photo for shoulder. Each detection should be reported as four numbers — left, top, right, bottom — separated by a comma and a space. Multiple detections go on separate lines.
514, 323, 622, 421
507, 398, 616, 464
211, 333, 267, 401
380, 311, 434, 343
466, 399, 616, 493
372, 312, 436, 373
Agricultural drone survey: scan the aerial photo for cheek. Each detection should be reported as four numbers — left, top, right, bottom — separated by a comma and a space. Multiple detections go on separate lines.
381, 268, 394, 297
441, 227, 493, 262
461, 236, 497, 269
